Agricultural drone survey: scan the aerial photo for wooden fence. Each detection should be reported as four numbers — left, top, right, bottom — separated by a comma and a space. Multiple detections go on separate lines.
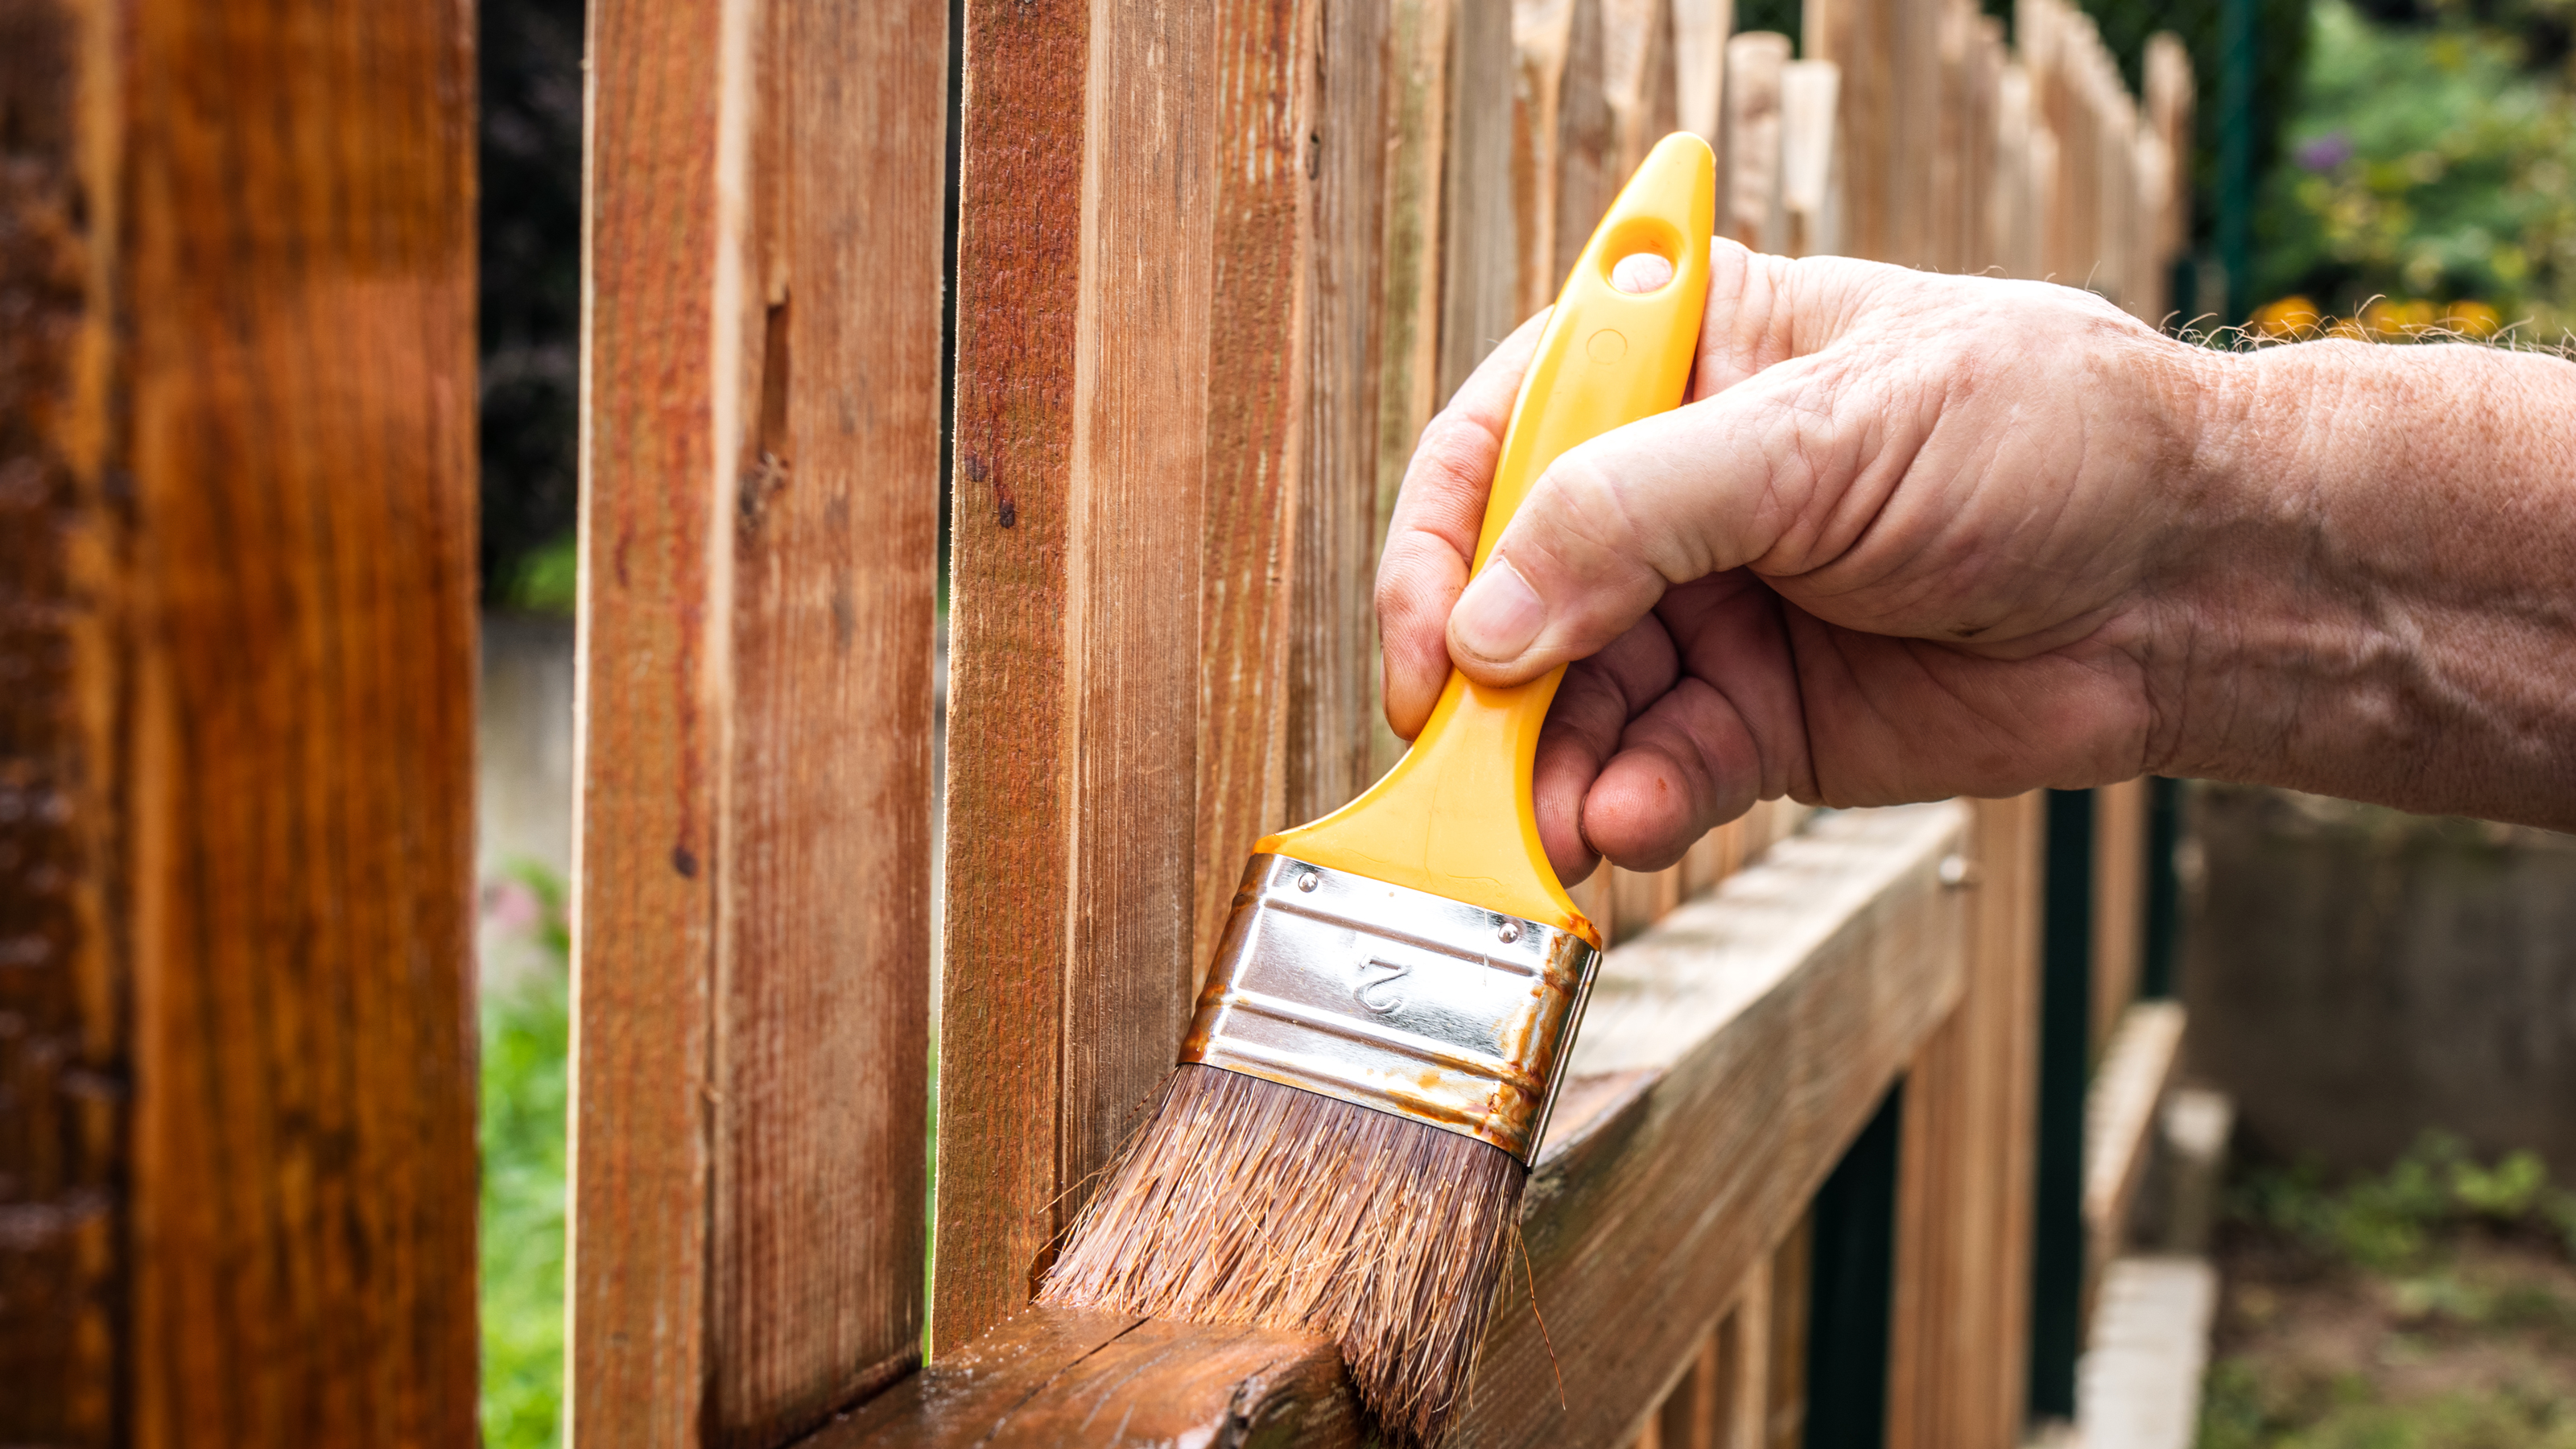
0, 0, 2194, 1446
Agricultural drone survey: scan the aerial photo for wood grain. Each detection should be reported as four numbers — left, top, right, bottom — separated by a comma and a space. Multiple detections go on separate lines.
1550, 0, 1616, 299
109, 2, 483, 1443
1672, 0, 1732, 147
2092, 775, 2146, 1047
1806, 0, 1893, 261
0, 2, 122, 1438
1762, 1209, 1812, 1449
796, 1309, 1360, 1449
576, 0, 947, 1441
1778, 60, 1844, 258
1197, 0, 1312, 979
1511, 0, 1575, 318
1604, 0, 1680, 180
1443, 0, 1523, 402
845, 807, 1961, 1447
937, 0, 1219, 1355
1885, 794, 2044, 1449
1287, 0, 1391, 824
1721, 32, 1788, 252
2084, 1001, 2186, 1301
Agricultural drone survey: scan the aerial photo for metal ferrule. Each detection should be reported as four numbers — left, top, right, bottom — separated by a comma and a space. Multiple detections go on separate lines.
1179, 853, 1601, 1163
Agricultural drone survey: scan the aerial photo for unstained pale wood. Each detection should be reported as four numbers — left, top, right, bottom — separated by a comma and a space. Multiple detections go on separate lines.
2092, 776, 2147, 1046
575, 1, 947, 1442
2084, 1001, 2187, 1298
1885, 794, 2046, 1449
1289, 0, 1393, 824
1442, 0, 1523, 402
936, 0, 1220, 1355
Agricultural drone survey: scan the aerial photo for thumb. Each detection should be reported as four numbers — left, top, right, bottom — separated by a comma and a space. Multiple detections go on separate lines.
1444, 246, 1889, 683
1446, 343, 1876, 684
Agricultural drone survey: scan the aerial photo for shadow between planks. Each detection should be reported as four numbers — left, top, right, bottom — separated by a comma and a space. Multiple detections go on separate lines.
797, 804, 1967, 1449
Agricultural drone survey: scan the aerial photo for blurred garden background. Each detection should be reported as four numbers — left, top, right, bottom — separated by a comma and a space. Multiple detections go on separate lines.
467, 0, 2576, 1444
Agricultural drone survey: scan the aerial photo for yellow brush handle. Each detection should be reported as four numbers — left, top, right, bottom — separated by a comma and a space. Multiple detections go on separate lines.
1258, 132, 1715, 945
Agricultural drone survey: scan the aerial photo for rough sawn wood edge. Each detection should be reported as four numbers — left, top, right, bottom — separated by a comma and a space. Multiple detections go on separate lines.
801, 803, 1967, 1448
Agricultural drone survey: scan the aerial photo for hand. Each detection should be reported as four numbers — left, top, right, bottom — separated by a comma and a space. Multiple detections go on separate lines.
1375, 241, 2216, 883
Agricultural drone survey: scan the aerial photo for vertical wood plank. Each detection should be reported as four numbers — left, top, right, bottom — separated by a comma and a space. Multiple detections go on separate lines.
1673, 0, 1732, 146
1196, 0, 1313, 979
1805, 0, 1893, 261
1604, 0, 1681, 179
937, 0, 1220, 1355
1443, 0, 1522, 399
1551, 0, 1616, 295
1727, 1261, 1775, 1449
1721, 31, 1789, 253
2091, 776, 2147, 1047
1287, 0, 1393, 824
0, 3, 122, 1438
1511, 0, 1576, 319
714, 2, 948, 1438
1779, 59, 1844, 258
101, 1, 482, 1443
576, 0, 947, 1441
1884, 793, 2045, 1449
1763, 1222, 1808, 1449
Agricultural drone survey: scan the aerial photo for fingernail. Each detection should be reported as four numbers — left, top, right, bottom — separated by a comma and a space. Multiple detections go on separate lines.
1452, 563, 1546, 660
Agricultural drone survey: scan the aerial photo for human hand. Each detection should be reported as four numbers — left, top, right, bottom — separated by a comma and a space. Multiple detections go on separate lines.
1374, 241, 2215, 883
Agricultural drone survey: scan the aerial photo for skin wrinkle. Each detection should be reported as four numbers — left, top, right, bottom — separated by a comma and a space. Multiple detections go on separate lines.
1377, 242, 2576, 867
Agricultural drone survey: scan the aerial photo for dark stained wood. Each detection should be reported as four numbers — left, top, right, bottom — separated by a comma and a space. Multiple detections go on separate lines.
1885, 794, 2044, 1449
0, 3, 122, 1439
937, 0, 1220, 1355
797, 1308, 1359, 1449
576, 0, 947, 1441
0, 0, 487, 1443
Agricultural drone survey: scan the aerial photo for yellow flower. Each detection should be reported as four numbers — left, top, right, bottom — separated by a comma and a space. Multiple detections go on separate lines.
2441, 300, 2502, 338
2252, 295, 2324, 338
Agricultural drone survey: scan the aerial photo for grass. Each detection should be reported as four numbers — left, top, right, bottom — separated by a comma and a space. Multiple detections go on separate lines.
480, 864, 572, 1449
2200, 1133, 2576, 1448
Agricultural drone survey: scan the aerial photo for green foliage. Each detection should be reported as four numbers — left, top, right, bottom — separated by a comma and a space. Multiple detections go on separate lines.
2257, 0, 2576, 331
481, 862, 571, 1449
2231, 1132, 2576, 1273
2202, 1359, 2576, 1448
502, 533, 579, 616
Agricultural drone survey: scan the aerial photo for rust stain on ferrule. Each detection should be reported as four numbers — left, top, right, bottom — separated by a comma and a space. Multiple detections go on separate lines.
1178, 854, 1602, 1162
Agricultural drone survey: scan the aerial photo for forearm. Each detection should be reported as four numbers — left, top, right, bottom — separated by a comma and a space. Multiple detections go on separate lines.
2165, 340, 2576, 826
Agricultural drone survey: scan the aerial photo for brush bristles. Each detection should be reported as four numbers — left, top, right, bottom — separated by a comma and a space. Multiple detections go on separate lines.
1038, 1064, 1524, 1447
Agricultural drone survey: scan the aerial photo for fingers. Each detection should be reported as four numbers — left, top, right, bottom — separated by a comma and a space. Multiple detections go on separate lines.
1444, 248, 1904, 687
1377, 311, 1553, 739
1540, 574, 1810, 875
1446, 350, 1876, 683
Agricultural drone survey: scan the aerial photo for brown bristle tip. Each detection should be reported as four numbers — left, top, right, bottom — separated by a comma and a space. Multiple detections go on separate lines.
1038, 1063, 1525, 1448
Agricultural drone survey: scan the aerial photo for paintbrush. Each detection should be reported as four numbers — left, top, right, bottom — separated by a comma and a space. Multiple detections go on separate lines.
1038, 132, 1717, 1447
